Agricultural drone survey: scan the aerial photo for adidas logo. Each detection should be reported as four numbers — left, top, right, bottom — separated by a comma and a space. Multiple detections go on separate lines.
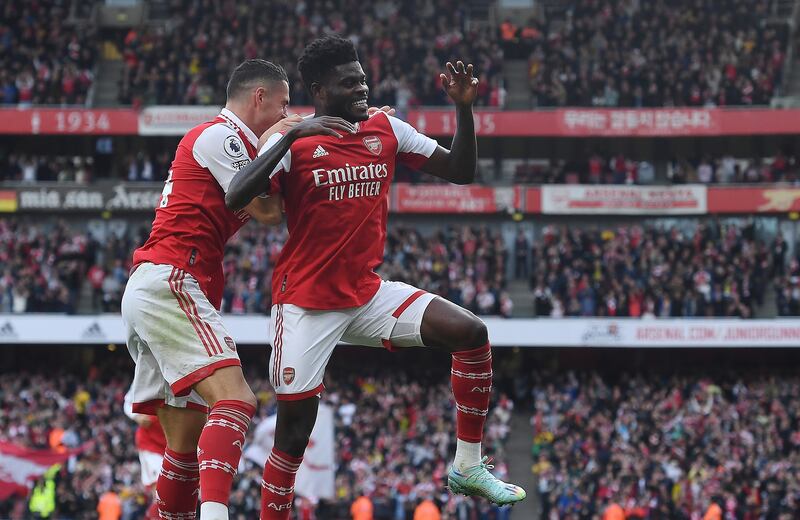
312, 145, 329, 158
81, 322, 105, 339
0, 321, 17, 339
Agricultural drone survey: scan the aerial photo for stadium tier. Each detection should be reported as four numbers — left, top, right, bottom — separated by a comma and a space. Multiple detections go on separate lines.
3, 1, 800, 519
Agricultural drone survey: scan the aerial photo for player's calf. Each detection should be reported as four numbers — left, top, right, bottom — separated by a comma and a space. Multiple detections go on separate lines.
195, 399, 255, 520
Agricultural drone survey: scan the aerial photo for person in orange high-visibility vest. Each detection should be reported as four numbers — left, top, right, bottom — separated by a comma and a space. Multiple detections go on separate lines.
703, 501, 723, 520
351, 495, 373, 520
97, 488, 122, 520
603, 502, 625, 520
413, 498, 441, 520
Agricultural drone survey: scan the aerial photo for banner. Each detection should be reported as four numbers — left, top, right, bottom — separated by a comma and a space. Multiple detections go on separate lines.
708, 187, 800, 213
0, 108, 138, 135
541, 185, 707, 214
393, 184, 499, 213
2, 315, 800, 347
243, 404, 335, 500
8, 183, 163, 212
5, 107, 800, 136
558, 109, 718, 136
0, 442, 73, 499
139, 105, 316, 135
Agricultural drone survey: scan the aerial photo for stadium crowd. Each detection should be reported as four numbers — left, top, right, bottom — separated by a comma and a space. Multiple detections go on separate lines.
0, 219, 513, 317
529, 369, 800, 519
520, 222, 775, 318
0, 0, 96, 106
502, 0, 790, 107
512, 152, 800, 185
118, 0, 504, 109
0, 219, 144, 314
3, 218, 796, 320
0, 361, 514, 519
4, 150, 798, 186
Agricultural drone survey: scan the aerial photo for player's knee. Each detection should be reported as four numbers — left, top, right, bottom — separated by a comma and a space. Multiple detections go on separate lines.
450, 316, 488, 350
237, 388, 258, 410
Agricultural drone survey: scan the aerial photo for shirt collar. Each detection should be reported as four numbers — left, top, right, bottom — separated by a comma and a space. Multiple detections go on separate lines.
219, 108, 258, 148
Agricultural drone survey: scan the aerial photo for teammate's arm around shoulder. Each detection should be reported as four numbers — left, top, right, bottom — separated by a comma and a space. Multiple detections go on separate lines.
225, 116, 357, 211
418, 61, 479, 185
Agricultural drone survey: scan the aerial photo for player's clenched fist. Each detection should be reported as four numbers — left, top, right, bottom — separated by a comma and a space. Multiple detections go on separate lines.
440, 61, 479, 106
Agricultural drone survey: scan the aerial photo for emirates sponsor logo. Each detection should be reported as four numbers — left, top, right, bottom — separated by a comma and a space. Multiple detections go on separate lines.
312, 162, 389, 187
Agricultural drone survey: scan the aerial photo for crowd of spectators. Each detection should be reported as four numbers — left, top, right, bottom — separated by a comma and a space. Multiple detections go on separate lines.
0, 0, 96, 105
118, 0, 504, 108
513, 153, 800, 185
529, 369, 800, 519
0, 359, 514, 519
0, 154, 96, 183
501, 0, 789, 108
380, 225, 513, 317
518, 222, 776, 318
0, 219, 144, 314
3, 217, 797, 320
0, 219, 513, 317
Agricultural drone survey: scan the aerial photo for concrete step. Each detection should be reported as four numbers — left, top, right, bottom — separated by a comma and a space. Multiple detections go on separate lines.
508, 278, 534, 317
504, 60, 532, 109
94, 59, 125, 107
506, 412, 540, 519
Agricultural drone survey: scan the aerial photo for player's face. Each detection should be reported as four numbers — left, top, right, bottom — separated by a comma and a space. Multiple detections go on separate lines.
322, 62, 369, 123
259, 80, 290, 129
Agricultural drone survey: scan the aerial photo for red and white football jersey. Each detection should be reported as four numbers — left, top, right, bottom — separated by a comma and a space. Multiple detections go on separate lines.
261, 111, 437, 309
133, 109, 258, 309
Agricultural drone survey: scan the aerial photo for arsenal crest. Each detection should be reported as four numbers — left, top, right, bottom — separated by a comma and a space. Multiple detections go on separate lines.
224, 336, 236, 352
363, 136, 382, 155
282, 367, 295, 385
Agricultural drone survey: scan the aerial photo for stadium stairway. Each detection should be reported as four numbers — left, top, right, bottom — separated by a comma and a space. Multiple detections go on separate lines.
94, 58, 125, 107
506, 412, 540, 518
508, 278, 534, 317
504, 60, 533, 109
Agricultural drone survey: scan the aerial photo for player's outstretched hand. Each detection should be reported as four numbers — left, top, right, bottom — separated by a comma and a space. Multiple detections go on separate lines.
368, 105, 396, 116
287, 116, 356, 139
440, 61, 479, 106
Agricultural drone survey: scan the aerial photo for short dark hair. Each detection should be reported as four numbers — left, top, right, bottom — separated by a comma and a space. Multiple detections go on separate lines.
226, 59, 288, 100
298, 36, 359, 93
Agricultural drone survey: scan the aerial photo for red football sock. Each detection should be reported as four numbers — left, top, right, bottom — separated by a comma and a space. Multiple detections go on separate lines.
197, 399, 255, 505
157, 448, 199, 519
260, 448, 303, 520
451, 343, 492, 443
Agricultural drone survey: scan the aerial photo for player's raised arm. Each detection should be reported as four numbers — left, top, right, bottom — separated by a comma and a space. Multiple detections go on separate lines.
419, 61, 478, 185
225, 116, 357, 211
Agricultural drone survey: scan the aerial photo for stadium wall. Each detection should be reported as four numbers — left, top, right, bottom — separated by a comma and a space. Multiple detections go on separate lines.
1, 315, 799, 347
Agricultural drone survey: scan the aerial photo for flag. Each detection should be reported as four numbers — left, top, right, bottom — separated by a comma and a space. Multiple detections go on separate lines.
244, 403, 335, 500
0, 191, 17, 213
0, 442, 74, 499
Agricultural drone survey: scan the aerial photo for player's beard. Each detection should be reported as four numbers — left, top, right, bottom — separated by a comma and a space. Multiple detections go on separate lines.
335, 96, 369, 123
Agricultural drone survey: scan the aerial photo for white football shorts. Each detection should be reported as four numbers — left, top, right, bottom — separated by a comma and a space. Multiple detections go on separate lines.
268, 280, 436, 400
121, 262, 241, 415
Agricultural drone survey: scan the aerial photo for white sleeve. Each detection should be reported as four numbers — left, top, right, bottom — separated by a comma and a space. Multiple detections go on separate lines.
387, 114, 438, 158
193, 123, 252, 193
257, 132, 292, 178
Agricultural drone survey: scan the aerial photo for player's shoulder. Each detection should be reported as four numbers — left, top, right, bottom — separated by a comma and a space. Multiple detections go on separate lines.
190, 119, 247, 160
